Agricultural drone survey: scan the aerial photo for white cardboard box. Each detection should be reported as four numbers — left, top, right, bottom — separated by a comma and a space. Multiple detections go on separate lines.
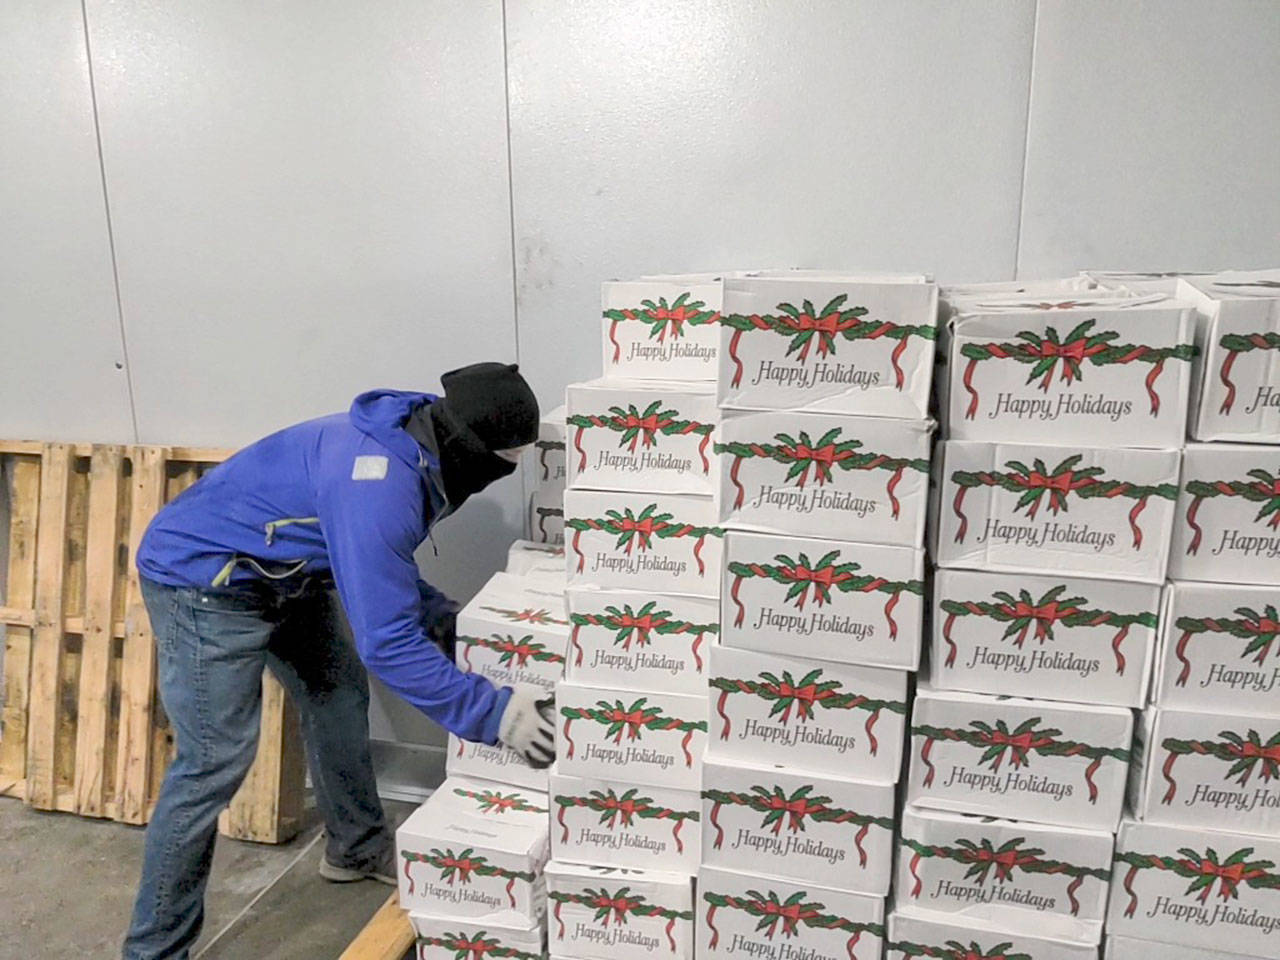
565, 586, 716, 696
1177, 272, 1280, 442
602, 280, 721, 381
549, 769, 701, 874
565, 378, 718, 496
721, 530, 925, 670
717, 277, 938, 418
934, 440, 1180, 584
554, 679, 707, 791
448, 575, 569, 791
897, 807, 1113, 927
887, 908, 1099, 960
1153, 580, 1280, 716
396, 776, 550, 925
547, 861, 693, 960
931, 568, 1159, 708
1131, 706, 1280, 836
1170, 442, 1280, 584
563, 490, 723, 597
700, 756, 895, 896
531, 487, 565, 545
411, 915, 545, 960
946, 296, 1194, 449
1106, 934, 1258, 960
906, 686, 1133, 832
536, 404, 567, 495
1106, 818, 1280, 958
706, 645, 907, 782
696, 864, 886, 960
716, 410, 932, 546
507, 540, 567, 582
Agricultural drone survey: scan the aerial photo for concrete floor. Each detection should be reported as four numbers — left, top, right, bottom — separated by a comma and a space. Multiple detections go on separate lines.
0, 797, 416, 959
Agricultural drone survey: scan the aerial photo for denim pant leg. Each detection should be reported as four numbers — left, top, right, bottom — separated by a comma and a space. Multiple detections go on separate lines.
267, 587, 388, 868
123, 579, 272, 960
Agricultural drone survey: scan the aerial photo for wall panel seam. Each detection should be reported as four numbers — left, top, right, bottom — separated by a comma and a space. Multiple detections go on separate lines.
79, 0, 140, 442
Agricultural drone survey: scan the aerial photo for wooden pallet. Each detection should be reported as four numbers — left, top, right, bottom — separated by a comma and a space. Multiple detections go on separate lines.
339, 892, 413, 960
0, 441, 304, 843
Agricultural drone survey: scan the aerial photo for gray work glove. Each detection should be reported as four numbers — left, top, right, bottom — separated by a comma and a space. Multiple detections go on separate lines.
498, 687, 556, 769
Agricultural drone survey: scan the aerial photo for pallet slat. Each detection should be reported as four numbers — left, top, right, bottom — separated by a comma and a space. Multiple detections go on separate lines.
25, 444, 72, 808
0, 456, 40, 796
73, 445, 123, 817
115, 446, 167, 825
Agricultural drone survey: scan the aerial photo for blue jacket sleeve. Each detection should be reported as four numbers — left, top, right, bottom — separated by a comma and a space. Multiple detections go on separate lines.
316, 459, 510, 744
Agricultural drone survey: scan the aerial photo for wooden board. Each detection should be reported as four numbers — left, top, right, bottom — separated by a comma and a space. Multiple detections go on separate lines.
0, 455, 40, 796
24, 444, 71, 808
339, 892, 414, 960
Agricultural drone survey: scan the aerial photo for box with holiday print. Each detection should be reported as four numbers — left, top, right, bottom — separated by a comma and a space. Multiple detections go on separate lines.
897, 807, 1113, 927
1153, 580, 1280, 716
565, 586, 716, 697
411, 916, 546, 960
565, 379, 718, 496
716, 409, 932, 546
549, 769, 700, 874
700, 756, 896, 896
906, 686, 1133, 832
1130, 706, 1280, 836
447, 575, 569, 791
602, 280, 722, 381
886, 908, 1099, 960
706, 645, 908, 782
396, 775, 550, 926
931, 568, 1159, 708
1107, 818, 1280, 958
722, 530, 925, 670
696, 865, 886, 960
546, 862, 693, 960
536, 404, 567, 495
1106, 934, 1259, 960
934, 440, 1180, 584
946, 295, 1195, 449
1170, 442, 1280, 585
1177, 271, 1280, 443
716, 276, 938, 418
563, 490, 723, 596
554, 679, 707, 792
531, 487, 564, 545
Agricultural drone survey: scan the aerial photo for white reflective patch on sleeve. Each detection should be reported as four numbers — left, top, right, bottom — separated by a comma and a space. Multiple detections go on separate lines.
351, 455, 389, 481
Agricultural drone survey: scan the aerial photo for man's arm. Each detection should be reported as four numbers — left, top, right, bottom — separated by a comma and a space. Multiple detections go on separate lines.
317, 461, 509, 744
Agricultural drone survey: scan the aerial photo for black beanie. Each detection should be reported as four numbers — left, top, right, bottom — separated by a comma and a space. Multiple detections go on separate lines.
404, 362, 539, 510
438, 362, 539, 451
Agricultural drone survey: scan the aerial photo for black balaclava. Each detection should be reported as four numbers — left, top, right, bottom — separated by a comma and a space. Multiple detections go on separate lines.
405, 362, 539, 510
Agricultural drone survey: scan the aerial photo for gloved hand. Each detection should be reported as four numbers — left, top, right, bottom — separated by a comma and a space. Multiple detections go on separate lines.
498, 687, 556, 769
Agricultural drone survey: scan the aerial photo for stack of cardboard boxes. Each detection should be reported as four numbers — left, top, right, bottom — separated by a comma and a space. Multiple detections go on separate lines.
697, 274, 938, 960
549, 278, 727, 960
904, 282, 1199, 957
399, 567, 571, 958
1107, 270, 1280, 960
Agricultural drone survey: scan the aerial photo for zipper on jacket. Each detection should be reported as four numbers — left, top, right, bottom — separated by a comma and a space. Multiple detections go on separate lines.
263, 516, 320, 547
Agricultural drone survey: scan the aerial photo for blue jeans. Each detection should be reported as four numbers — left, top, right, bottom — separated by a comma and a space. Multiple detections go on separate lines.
123, 576, 389, 960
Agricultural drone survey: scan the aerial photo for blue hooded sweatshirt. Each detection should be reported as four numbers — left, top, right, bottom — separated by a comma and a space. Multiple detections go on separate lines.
136, 389, 511, 745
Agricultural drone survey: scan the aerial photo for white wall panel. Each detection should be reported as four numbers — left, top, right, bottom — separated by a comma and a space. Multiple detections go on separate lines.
1018, 0, 1280, 277
506, 0, 1037, 409
83, 0, 521, 746
0, 0, 134, 442
86, 0, 518, 448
